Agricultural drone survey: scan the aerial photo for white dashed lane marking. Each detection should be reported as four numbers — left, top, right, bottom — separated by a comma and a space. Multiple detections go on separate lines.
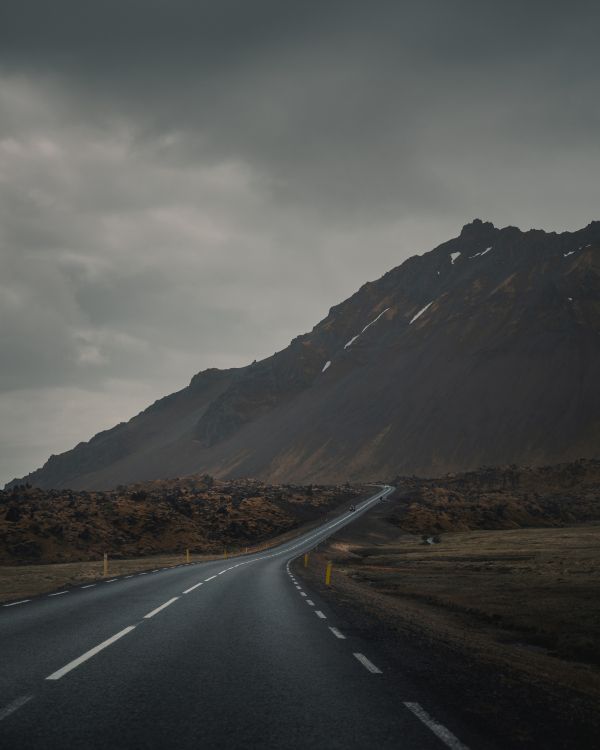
144, 597, 179, 619
183, 582, 203, 594
328, 627, 346, 639
48, 591, 68, 597
0, 695, 33, 721
80, 584, 96, 589
46, 626, 136, 681
205, 575, 217, 582
353, 653, 382, 674
403, 702, 469, 750
315, 611, 327, 619
3, 600, 30, 607
306, 600, 315, 606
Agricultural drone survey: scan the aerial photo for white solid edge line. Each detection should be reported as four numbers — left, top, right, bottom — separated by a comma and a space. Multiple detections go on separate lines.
0, 695, 33, 721
205, 575, 217, 581
403, 702, 469, 750
183, 582, 203, 594
3, 599, 30, 607
46, 626, 136, 680
48, 591, 68, 597
353, 653, 382, 674
315, 610, 327, 619
329, 626, 346, 639
143, 597, 179, 619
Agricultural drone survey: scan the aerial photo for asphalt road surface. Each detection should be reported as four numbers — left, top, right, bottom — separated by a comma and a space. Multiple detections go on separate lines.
0, 486, 487, 749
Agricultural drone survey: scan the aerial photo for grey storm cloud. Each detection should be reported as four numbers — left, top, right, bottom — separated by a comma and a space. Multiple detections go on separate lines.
0, 0, 599, 484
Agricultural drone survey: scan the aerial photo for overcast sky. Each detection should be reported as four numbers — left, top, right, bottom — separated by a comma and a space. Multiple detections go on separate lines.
0, 1, 599, 485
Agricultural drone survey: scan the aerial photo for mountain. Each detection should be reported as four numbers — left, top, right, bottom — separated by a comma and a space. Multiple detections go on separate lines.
9, 219, 600, 490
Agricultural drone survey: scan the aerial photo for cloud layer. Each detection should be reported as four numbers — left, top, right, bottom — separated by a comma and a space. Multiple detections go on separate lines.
1, 1, 599, 484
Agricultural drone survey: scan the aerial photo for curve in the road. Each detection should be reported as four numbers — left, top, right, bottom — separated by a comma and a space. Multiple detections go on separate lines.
0, 486, 476, 749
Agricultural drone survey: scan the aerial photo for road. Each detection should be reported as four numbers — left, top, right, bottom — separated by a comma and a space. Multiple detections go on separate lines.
0, 486, 482, 749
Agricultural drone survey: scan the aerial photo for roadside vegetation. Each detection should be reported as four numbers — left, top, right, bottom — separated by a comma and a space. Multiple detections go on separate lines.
0, 475, 367, 602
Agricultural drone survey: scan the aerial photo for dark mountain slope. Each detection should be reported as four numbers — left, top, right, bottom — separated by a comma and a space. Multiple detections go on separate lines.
10, 219, 600, 489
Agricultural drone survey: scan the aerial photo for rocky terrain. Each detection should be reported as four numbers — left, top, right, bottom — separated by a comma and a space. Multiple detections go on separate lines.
9, 219, 600, 489
388, 458, 600, 534
0, 476, 365, 565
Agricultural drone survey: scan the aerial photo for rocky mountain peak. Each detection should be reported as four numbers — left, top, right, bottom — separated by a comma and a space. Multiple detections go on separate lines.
9, 220, 600, 490
459, 218, 497, 239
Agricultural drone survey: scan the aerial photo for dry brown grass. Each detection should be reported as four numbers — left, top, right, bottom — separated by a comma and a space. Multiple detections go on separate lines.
0, 553, 195, 602
333, 525, 600, 668
297, 517, 600, 748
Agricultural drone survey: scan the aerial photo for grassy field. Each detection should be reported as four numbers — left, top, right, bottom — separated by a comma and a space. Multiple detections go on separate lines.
333, 525, 600, 667
296, 499, 600, 748
0, 553, 199, 603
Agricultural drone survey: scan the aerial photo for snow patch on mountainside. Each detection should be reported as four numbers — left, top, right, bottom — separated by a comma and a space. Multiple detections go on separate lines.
410, 301, 434, 325
344, 307, 390, 349
361, 307, 390, 334
471, 246, 493, 258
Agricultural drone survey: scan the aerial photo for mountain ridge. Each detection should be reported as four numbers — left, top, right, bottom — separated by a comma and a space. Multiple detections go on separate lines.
9, 219, 600, 489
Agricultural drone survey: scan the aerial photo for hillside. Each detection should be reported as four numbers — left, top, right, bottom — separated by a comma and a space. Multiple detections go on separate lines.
9, 219, 600, 490
388, 458, 600, 534
0, 477, 364, 564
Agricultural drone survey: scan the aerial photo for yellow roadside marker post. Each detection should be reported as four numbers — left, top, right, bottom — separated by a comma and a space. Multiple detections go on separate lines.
325, 561, 332, 586
103, 552, 108, 578
186, 548, 190, 564
304, 553, 309, 568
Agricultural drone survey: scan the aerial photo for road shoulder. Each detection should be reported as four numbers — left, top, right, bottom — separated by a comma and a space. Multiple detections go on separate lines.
293, 550, 600, 750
